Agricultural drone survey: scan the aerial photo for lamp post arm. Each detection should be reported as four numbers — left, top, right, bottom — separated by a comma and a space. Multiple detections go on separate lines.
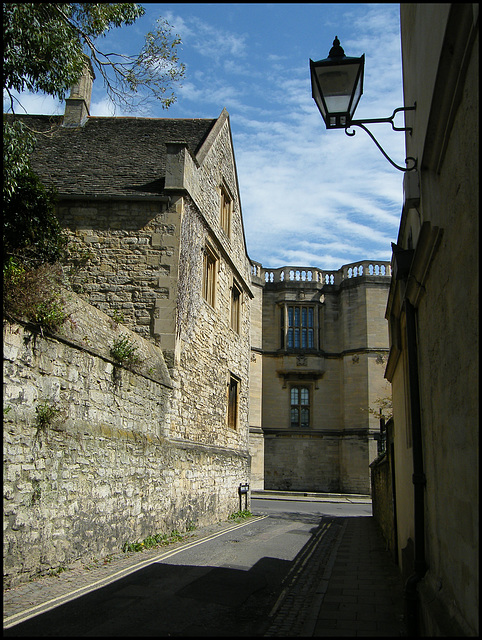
350, 105, 416, 133
345, 121, 417, 172
345, 105, 417, 172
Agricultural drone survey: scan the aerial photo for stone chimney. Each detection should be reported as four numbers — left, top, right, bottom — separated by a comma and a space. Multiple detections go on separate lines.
63, 56, 95, 127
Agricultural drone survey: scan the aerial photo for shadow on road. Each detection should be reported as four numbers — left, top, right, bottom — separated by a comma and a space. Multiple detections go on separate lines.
4, 554, 294, 637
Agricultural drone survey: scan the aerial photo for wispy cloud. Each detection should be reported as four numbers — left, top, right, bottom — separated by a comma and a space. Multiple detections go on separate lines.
228, 36, 403, 268
227, 5, 404, 268
163, 11, 247, 63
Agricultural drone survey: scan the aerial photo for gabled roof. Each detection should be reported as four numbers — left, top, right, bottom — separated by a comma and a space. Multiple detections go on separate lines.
8, 114, 218, 198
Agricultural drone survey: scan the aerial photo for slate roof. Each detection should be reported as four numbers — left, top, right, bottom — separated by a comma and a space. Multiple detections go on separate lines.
8, 114, 217, 198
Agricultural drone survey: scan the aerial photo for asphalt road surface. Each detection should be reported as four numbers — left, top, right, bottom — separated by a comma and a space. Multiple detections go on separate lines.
5, 498, 371, 637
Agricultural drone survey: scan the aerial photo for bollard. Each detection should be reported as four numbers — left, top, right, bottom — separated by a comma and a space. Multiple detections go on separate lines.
238, 482, 249, 511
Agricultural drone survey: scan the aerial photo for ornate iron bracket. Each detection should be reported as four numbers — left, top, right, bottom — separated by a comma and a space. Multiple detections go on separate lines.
345, 104, 417, 172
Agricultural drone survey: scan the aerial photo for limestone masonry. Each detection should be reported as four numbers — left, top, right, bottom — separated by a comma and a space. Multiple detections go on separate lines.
249, 262, 391, 494
4, 299, 246, 586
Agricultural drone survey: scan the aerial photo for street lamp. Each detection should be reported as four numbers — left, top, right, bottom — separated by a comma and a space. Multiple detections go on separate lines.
310, 37, 416, 172
310, 36, 364, 130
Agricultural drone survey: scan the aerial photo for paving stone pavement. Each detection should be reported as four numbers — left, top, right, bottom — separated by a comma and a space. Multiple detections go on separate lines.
265, 516, 407, 637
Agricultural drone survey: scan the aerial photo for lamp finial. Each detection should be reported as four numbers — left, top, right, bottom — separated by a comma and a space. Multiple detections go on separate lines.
329, 36, 346, 58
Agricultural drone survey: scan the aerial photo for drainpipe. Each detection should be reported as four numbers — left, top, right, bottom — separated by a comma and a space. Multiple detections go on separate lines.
403, 298, 427, 636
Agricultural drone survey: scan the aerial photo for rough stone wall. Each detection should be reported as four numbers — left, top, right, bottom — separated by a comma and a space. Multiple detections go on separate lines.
168, 197, 251, 451
370, 437, 396, 561
264, 434, 341, 493
54, 115, 252, 456
263, 432, 374, 494
188, 117, 247, 271
248, 429, 265, 490
57, 117, 252, 454
3, 294, 248, 588
3, 291, 173, 437
248, 272, 264, 489
248, 274, 263, 428
58, 198, 175, 346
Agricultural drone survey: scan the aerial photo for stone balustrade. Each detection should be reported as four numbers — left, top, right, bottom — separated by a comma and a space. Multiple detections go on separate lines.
251, 260, 391, 285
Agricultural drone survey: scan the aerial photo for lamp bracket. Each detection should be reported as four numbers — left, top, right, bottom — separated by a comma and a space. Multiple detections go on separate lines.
345, 105, 417, 172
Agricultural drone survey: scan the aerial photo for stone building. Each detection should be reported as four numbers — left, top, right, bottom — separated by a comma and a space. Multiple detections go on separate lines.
249, 261, 391, 494
4, 64, 253, 585
4, 59, 393, 586
375, 4, 478, 636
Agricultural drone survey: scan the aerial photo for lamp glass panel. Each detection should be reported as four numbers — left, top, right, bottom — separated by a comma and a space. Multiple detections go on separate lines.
311, 67, 327, 118
350, 69, 363, 114
315, 60, 361, 114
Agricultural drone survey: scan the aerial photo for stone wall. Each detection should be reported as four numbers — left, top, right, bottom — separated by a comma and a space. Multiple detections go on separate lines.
263, 432, 374, 494
387, 5, 479, 636
163, 118, 252, 453
57, 114, 253, 453
3, 293, 249, 588
58, 197, 177, 348
370, 430, 396, 561
264, 434, 340, 493
167, 197, 251, 451
3, 110, 253, 589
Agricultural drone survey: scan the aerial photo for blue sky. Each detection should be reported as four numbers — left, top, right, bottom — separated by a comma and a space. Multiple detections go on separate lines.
6, 3, 407, 270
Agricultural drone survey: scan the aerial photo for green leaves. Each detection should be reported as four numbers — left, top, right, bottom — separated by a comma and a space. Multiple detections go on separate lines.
68, 3, 145, 36
3, 164, 67, 269
3, 260, 69, 333
110, 334, 139, 367
122, 528, 193, 553
228, 510, 253, 522
3, 3, 85, 101
35, 400, 61, 430
3, 3, 185, 114
3, 119, 35, 200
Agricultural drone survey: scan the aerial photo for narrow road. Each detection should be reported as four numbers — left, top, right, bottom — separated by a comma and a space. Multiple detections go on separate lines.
4, 498, 372, 637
